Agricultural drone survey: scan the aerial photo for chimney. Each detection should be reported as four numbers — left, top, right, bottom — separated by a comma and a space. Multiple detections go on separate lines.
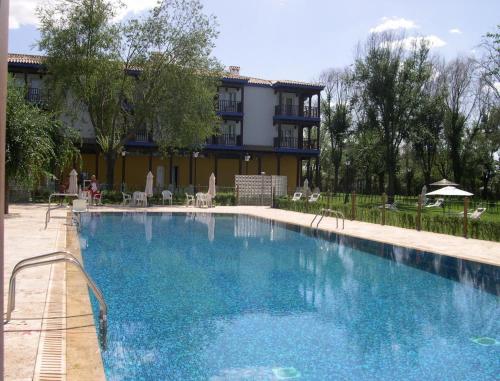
229, 66, 240, 76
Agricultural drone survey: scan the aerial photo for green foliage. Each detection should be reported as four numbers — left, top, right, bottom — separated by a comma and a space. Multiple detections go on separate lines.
6, 77, 80, 189
38, 0, 221, 189
274, 194, 500, 242
354, 32, 432, 198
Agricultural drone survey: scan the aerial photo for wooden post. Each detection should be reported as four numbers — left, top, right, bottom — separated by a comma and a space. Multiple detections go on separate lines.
416, 194, 422, 231
381, 193, 387, 225
463, 197, 469, 238
351, 191, 356, 220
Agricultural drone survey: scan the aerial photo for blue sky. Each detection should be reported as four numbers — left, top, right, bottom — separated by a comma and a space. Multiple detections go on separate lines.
8, 0, 499, 82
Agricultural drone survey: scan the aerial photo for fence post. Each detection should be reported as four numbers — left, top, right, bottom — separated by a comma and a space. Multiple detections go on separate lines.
416, 194, 422, 231
463, 197, 469, 238
381, 193, 387, 226
235, 185, 239, 206
272, 185, 275, 208
351, 191, 356, 221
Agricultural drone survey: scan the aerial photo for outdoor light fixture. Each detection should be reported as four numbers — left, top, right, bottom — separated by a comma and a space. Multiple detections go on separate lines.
121, 150, 127, 157
193, 151, 200, 158
244, 154, 251, 162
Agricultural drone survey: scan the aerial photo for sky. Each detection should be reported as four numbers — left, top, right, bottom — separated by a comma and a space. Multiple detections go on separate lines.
8, 0, 500, 82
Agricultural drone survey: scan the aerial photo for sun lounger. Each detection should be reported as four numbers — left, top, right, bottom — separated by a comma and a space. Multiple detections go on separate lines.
292, 192, 302, 201
457, 207, 486, 220
425, 198, 444, 208
308, 192, 320, 203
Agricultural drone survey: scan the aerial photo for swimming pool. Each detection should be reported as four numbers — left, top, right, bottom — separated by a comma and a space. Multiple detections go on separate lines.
79, 212, 499, 380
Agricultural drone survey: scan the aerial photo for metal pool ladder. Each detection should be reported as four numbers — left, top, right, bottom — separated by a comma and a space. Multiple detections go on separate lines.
4, 251, 108, 350
311, 208, 345, 230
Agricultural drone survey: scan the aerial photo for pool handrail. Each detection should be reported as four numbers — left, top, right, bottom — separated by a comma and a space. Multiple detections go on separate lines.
311, 208, 345, 230
5, 251, 108, 350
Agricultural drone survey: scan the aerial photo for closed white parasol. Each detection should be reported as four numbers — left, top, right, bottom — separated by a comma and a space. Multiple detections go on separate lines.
208, 173, 216, 198
68, 169, 78, 194
145, 171, 154, 197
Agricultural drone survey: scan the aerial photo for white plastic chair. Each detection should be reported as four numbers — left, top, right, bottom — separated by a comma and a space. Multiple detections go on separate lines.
162, 190, 173, 206
185, 193, 195, 207
196, 193, 209, 208
292, 192, 302, 201
122, 192, 132, 206
134, 191, 148, 207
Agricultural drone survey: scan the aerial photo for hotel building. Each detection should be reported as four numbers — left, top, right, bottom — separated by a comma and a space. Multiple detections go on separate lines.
8, 54, 323, 192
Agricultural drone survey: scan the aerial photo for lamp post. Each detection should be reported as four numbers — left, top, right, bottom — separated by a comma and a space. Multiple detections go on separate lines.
244, 153, 251, 175
193, 151, 199, 193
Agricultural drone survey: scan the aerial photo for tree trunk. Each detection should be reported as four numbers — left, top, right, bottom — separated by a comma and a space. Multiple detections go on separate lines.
365, 169, 372, 194
104, 152, 117, 191
333, 164, 340, 194
451, 149, 462, 184
386, 155, 397, 203
378, 171, 385, 194
4, 179, 9, 214
423, 170, 431, 187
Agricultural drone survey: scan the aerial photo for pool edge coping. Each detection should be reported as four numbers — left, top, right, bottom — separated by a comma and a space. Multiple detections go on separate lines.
79, 206, 500, 268
65, 212, 106, 381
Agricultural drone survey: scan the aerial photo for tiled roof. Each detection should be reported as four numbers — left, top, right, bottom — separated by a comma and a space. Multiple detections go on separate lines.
8, 53, 46, 65
222, 70, 323, 89
8, 53, 324, 89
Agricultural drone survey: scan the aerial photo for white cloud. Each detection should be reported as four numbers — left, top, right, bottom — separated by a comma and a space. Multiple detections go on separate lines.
9, 0, 41, 29
383, 35, 447, 50
369, 17, 419, 33
449, 28, 462, 34
9, 0, 157, 30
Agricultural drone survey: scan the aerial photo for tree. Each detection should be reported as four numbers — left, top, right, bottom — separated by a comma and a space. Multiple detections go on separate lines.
411, 61, 446, 186
354, 33, 432, 199
38, 0, 221, 189
478, 25, 500, 101
442, 57, 478, 184
6, 77, 80, 212
320, 68, 353, 193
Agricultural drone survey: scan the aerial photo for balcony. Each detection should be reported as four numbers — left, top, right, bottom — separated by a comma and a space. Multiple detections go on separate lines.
216, 100, 243, 115
26, 87, 49, 107
274, 104, 320, 121
273, 137, 319, 151
207, 134, 242, 146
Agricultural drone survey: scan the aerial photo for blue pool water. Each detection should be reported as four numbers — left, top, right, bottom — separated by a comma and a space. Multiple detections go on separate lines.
79, 213, 499, 381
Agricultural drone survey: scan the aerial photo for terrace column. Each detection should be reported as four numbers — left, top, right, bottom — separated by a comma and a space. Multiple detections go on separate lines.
214, 155, 218, 178
277, 155, 281, 175
95, 151, 99, 178
317, 125, 320, 150
296, 158, 301, 187
317, 92, 321, 116
168, 154, 173, 185
278, 123, 282, 147
315, 157, 321, 188
189, 154, 193, 184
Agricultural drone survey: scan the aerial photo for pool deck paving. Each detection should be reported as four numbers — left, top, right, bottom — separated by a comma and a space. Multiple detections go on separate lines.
3, 203, 500, 380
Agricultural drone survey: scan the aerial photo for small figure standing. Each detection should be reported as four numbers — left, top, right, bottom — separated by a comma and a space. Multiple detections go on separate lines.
88, 175, 101, 204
